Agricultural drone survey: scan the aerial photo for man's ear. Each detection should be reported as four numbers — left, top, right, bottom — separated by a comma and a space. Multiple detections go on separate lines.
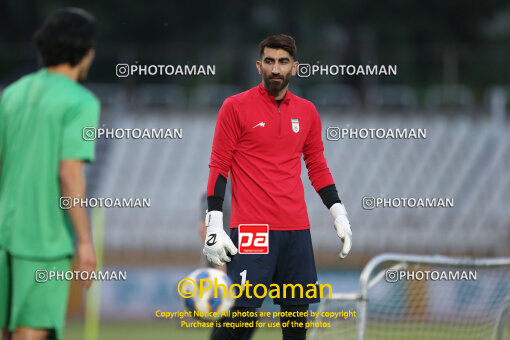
256, 60, 262, 75
76, 48, 95, 69
291, 61, 298, 76
85, 48, 95, 63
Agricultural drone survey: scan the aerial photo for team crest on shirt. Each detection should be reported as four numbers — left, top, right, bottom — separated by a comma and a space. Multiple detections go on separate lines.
291, 118, 299, 133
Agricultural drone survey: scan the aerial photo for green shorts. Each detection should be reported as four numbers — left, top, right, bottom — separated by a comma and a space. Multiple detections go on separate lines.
0, 248, 72, 340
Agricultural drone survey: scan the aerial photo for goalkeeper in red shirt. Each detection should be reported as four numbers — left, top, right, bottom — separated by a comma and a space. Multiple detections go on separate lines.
203, 34, 352, 340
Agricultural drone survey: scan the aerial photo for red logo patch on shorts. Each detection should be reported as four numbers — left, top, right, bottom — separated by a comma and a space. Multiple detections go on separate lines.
238, 224, 269, 254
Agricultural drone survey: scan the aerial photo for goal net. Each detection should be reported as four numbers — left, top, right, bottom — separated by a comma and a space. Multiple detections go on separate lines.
310, 254, 510, 340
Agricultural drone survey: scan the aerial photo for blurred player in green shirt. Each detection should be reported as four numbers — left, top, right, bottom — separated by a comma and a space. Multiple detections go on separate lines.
0, 8, 99, 340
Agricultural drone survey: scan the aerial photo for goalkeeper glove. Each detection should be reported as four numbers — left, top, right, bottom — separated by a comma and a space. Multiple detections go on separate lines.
203, 211, 237, 266
330, 203, 352, 259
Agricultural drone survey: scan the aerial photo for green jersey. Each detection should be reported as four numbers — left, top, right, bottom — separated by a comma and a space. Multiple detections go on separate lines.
0, 68, 100, 259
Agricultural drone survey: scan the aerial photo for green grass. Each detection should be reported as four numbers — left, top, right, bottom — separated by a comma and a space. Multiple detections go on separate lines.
64, 321, 510, 340
64, 321, 282, 340
313, 322, 510, 340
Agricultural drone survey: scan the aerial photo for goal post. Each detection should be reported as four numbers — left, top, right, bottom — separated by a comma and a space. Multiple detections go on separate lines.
311, 253, 510, 340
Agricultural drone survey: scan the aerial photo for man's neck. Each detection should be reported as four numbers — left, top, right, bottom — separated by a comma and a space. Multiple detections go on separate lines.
46, 64, 79, 82
273, 89, 287, 101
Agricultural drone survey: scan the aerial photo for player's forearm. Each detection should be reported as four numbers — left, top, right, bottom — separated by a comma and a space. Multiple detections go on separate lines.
318, 184, 341, 209
59, 161, 92, 244
207, 168, 227, 212
306, 160, 335, 190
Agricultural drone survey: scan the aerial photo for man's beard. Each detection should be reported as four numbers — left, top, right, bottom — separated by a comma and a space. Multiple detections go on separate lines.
263, 72, 291, 97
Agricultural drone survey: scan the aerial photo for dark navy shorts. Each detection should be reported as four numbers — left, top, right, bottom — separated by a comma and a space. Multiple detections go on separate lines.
227, 228, 320, 308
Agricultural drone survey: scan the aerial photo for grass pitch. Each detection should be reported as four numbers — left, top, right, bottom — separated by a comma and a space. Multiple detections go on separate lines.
64, 321, 510, 340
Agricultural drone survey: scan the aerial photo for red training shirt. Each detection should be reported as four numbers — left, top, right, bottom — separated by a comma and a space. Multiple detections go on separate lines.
207, 83, 335, 230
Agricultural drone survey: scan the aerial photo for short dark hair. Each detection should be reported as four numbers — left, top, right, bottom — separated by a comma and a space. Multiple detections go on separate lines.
259, 34, 297, 58
34, 8, 97, 67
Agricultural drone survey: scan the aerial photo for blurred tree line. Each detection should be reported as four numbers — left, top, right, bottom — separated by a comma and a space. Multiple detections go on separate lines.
0, 0, 509, 92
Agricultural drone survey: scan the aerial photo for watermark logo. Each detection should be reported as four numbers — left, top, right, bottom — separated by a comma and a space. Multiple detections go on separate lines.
178, 278, 332, 300
35, 269, 127, 282
82, 127, 183, 141
115, 63, 215, 77
296, 64, 312, 77
326, 127, 426, 141
297, 64, 397, 78
326, 127, 341, 141
60, 197, 150, 209
35, 269, 48, 282
116, 63, 130, 77
362, 196, 453, 209
385, 270, 399, 283
385, 270, 477, 282
83, 127, 96, 140
59, 197, 73, 210
362, 197, 376, 210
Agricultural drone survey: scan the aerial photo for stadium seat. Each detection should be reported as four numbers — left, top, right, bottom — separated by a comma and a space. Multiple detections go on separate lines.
366, 85, 418, 111
90, 108, 510, 256
307, 84, 361, 111
134, 84, 187, 108
189, 84, 242, 108
424, 85, 475, 111
86, 83, 127, 107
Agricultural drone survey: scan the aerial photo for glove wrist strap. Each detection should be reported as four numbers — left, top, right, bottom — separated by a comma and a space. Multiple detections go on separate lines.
329, 203, 347, 220
206, 210, 223, 228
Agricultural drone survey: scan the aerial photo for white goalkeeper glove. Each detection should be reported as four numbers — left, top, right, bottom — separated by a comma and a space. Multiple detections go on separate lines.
330, 203, 352, 259
203, 211, 238, 266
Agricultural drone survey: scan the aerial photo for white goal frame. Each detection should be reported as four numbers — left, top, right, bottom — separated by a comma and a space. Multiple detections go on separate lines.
310, 253, 510, 340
